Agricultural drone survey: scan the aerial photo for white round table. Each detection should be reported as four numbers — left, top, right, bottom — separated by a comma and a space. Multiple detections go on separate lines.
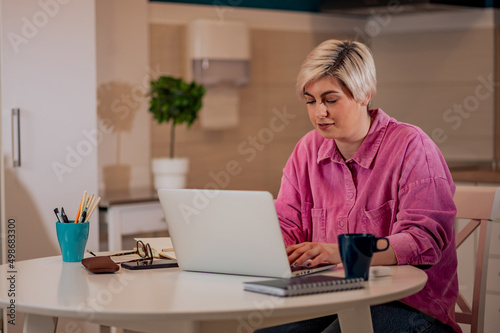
0, 256, 427, 333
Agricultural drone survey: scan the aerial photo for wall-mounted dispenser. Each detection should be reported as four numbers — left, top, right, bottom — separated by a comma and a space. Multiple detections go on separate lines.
187, 19, 250, 130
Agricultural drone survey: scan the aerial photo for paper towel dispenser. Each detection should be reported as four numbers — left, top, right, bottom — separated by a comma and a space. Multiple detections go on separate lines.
187, 19, 250, 86
186, 19, 250, 130
192, 59, 249, 87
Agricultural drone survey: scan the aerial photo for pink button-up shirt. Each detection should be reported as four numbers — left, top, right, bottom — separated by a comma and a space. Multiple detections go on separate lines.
276, 108, 460, 332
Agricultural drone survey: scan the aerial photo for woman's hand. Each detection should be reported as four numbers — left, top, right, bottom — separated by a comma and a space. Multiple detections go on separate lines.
286, 242, 342, 268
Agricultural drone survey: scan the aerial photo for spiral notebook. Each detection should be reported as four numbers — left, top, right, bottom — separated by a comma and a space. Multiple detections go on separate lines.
243, 274, 365, 297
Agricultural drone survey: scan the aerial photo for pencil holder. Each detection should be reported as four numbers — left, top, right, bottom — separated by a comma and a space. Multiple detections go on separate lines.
56, 221, 90, 262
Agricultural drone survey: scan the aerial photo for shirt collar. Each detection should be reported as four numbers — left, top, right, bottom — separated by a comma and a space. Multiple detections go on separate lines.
317, 109, 390, 169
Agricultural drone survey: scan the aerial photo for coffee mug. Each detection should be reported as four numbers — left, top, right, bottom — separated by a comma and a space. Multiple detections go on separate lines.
56, 221, 89, 262
338, 233, 389, 280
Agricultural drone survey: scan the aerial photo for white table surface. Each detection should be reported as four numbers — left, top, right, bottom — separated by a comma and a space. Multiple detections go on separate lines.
0, 256, 427, 333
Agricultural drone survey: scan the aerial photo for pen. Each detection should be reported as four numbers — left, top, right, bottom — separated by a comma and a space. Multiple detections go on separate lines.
108, 250, 138, 257
61, 207, 70, 223
120, 258, 151, 264
79, 209, 87, 223
54, 208, 62, 223
162, 248, 175, 252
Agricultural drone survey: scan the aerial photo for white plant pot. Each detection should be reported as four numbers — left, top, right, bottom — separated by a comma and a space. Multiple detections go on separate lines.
152, 157, 189, 190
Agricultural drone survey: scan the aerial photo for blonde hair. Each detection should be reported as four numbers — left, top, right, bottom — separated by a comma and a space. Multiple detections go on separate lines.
296, 40, 377, 104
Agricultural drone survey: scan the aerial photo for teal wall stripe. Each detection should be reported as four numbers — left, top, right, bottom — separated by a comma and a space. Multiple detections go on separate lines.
150, 0, 322, 12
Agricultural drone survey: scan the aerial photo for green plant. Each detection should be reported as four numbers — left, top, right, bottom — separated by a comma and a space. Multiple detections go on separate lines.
148, 75, 206, 158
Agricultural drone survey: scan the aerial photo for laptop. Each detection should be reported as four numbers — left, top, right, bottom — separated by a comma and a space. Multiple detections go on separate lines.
157, 189, 336, 278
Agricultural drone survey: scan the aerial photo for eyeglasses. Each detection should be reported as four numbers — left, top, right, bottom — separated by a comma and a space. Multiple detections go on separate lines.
136, 240, 153, 259
109, 241, 153, 264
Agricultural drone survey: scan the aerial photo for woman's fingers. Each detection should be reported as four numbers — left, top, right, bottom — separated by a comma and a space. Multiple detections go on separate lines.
286, 242, 340, 267
286, 243, 325, 267
286, 243, 311, 264
285, 243, 305, 255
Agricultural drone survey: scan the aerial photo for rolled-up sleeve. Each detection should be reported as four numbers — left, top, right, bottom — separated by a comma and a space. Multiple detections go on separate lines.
389, 177, 456, 265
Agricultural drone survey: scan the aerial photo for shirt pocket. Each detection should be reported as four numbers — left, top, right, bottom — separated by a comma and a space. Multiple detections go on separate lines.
311, 208, 327, 242
362, 199, 395, 235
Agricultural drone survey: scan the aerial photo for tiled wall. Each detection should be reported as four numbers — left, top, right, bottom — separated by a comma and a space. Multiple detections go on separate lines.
150, 24, 347, 196
372, 27, 495, 164
149, 11, 498, 197
97, 0, 151, 195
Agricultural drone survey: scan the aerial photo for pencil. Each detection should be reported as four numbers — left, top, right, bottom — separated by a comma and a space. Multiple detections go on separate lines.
75, 191, 87, 223
87, 194, 95, 213
84, 196, 101, 223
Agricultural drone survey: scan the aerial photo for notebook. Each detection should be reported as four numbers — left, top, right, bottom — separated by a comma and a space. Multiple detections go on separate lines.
244, 274, 365, 297
157, 189, 336, 278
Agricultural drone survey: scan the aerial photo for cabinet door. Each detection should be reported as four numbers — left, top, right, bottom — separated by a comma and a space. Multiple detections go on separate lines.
1, 0, 99, 261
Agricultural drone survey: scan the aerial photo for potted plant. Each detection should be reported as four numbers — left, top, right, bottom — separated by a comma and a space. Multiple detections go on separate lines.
148, 75, 205, 189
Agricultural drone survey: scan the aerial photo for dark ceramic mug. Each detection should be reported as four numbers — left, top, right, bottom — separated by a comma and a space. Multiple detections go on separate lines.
338, 233, 389, 281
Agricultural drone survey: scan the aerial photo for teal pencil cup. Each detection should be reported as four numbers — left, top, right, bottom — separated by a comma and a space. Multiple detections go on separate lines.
56, 221, 90, 262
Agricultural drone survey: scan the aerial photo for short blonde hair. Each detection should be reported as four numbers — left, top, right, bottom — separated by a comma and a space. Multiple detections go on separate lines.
296, 40, 377, 104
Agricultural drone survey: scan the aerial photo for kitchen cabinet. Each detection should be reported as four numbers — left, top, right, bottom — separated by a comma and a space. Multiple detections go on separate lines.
1, 1, 99, 331
1, 0, 99, 261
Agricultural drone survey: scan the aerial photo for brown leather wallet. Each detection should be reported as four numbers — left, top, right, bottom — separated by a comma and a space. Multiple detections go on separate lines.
81, 256, 120, 274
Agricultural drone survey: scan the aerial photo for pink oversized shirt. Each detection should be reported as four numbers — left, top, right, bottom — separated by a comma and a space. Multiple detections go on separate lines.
276, 109, 460, 332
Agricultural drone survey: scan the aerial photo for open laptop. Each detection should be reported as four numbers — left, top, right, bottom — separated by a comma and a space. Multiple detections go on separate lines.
157, 189, 335, 278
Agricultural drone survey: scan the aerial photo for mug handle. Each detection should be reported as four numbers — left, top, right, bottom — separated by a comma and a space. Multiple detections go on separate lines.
374, 237, 390, 252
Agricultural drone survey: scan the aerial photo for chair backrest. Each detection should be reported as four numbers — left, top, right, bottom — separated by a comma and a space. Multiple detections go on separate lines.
453, 185, 500, 333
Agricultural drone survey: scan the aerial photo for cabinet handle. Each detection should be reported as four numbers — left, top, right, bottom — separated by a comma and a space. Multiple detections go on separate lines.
11, 108, 21, 168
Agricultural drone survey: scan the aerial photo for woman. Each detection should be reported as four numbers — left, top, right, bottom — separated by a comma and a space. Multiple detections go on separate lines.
262, 40, 460, 332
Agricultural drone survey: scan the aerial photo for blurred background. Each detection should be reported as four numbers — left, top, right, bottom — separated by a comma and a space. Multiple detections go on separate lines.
1, 1, 499, 332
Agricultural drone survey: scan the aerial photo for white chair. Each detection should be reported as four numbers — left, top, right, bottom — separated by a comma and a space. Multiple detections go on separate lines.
453, 185, 500, 333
